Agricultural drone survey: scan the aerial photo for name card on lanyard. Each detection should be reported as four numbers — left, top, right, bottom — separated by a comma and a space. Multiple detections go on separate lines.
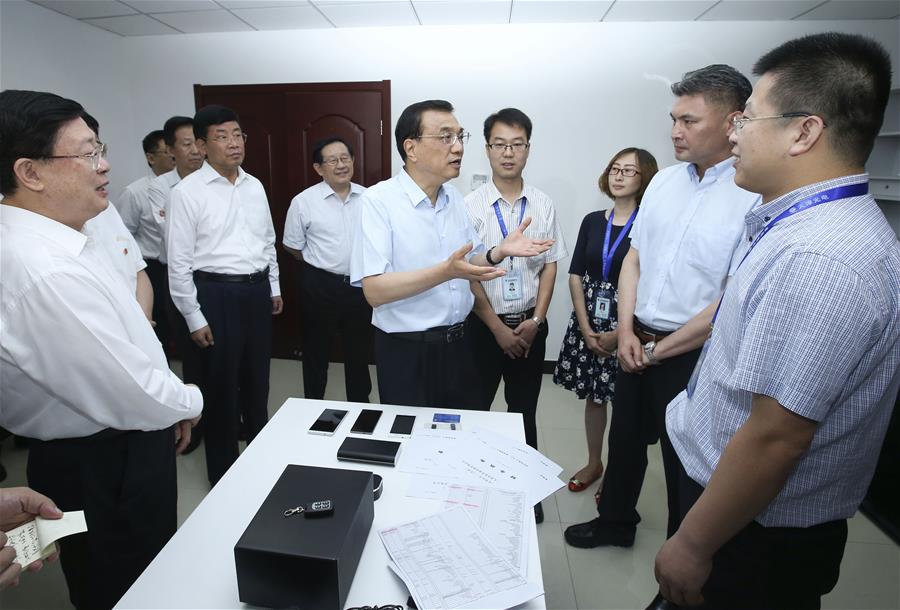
685, 181, 868, 399
493, 198, 527, 301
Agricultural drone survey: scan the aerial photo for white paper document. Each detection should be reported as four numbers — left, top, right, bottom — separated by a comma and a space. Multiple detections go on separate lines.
379, 506, 543, 610
3, 511, 88, 566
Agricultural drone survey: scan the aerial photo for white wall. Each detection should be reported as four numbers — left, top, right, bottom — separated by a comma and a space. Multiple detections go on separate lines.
3, 0, 898, 353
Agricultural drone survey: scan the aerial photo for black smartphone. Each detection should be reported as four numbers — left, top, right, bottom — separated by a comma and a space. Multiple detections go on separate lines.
351, 409, 382, 435
308, 408, 348, 436
389, 414, 416, 437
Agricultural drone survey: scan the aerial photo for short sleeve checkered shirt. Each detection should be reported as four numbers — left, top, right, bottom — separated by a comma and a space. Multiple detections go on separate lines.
666, 174, 900, 527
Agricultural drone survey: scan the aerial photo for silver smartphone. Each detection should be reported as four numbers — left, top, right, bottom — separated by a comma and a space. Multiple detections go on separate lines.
308, 408, 348, 436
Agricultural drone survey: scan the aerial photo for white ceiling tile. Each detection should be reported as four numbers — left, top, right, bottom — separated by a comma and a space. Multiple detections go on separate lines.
151, 8, 255, 31
217, 0, 309, 8
31, 0, 137, 19
314, 1, 419, 27
699, 0, 824, 20
412, 0, 512, 25
511, 0, 613, 23
603, 0, 718, 21
231, 4, 333, 28
122, 0, 220, 12
83, 13, 181, 34
797, 0, 900, 20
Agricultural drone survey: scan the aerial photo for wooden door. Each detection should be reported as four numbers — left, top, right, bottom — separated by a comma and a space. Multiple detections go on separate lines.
193, 81, 391, 360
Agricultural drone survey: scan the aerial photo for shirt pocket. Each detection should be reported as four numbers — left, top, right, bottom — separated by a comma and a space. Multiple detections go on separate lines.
684, 226, 740, 279
524, 230, 551, 269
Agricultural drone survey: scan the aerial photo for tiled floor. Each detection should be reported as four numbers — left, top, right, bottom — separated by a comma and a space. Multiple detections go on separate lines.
1, 359, 898, 609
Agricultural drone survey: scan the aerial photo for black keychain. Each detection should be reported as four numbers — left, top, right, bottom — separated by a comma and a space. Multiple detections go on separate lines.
283, 499, 334, 518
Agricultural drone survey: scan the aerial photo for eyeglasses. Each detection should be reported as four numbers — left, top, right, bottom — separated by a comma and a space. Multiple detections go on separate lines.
731, 112, 823, 132
417, 131, 470, 147
321, 155, 352, 167
608, 167, 640, 177
207, 132, 248, 145
43, 142, 108, 171
488, 143, 530, 153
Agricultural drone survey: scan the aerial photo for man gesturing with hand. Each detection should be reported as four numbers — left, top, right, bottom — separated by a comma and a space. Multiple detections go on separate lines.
351, 100, 553, 409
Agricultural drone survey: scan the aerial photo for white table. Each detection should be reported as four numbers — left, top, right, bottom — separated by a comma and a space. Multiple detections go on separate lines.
117, 398, 546, 609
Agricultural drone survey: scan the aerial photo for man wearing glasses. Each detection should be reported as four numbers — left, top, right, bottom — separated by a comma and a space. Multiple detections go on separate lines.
351, 100, 553, 409
283, 137, 372, 403
116, 129, 175, 350
465, 108, 567, 522
0, 90, 202, 610
565, 66, 760, 564
167, 104, 282, 485
655, 33, 898, 609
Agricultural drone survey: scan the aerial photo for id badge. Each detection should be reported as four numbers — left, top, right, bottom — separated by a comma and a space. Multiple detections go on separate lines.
593, 285, 615, 320
502, 272, 522, 301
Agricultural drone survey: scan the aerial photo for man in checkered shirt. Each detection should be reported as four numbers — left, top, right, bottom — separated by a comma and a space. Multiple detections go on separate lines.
654, 33, 900, 610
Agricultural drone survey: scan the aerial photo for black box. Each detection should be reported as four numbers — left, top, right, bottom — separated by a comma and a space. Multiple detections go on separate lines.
234, 465, 374, 609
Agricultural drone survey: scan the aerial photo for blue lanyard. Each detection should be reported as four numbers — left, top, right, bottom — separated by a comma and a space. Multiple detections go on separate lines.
602, 208, 638, 283
711, 182, 868, 326
493, 198, 527, 263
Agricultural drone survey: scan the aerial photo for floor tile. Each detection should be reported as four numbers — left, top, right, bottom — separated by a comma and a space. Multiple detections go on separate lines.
537, 520, 578, 610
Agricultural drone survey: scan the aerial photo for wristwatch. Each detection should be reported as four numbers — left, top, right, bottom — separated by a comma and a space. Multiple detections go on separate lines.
643, 340, 660, 365
531, 315, 543, 326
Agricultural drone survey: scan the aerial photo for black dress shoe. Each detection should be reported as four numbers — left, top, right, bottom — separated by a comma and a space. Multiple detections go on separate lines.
644, 592, 682, 610
564, 517, 635, 548
534, 502, 544, 524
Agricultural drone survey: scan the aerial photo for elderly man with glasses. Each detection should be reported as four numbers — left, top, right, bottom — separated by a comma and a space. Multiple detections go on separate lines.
351, 99, 554, 409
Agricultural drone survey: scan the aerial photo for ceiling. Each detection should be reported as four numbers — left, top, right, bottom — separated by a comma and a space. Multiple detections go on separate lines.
27, 0, 900, 37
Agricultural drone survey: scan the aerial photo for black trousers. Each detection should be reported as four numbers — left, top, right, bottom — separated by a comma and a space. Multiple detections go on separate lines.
374, 326, 483, 410
195, 277, 272, 484
143, 258, 171, 356
596, 346, 701, 537
26, 428, 177, 610
677, 463, 848, 609
469, 313, 547, 450
299, 261, 372, 403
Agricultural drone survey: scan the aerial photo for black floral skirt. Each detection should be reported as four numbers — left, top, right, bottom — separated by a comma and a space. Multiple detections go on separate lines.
552, 273, 619, 404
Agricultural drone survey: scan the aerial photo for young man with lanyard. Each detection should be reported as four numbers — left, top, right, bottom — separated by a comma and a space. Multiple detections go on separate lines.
283, 137, 372, 403
564, 65, 760, 555
654, 33, 899, 610
350, 100, 553, 410
167, 105, 282, 486
465, 108, 567, 523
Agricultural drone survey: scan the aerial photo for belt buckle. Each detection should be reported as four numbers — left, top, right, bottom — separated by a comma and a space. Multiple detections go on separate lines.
446, 323, 464, 343
503, 313, 526, 327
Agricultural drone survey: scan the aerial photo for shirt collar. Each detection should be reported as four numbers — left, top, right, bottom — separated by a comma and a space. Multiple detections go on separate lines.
318, 180, 363, 203
744, 173, 869, 231
1, 203, 87, 256
487, 179, 527, 207
198, 160, 246, 185
398, 168, 449, 210
686, 156, 736, 184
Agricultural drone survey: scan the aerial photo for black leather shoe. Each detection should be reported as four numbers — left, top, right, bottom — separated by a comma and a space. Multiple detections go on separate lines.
534, 502, 544, 524
564, 518, 635, 548
644, 592, 682, 610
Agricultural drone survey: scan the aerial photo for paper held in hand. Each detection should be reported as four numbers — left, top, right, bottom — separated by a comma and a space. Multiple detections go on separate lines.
4, 511, 88, 566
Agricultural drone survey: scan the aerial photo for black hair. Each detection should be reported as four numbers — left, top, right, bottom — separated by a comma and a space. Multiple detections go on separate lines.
671, 64, 752, 113
312, 136, 354, 164
163, 116, 193, 147
193, 105, 240, 141
483, 108, 533, 142
0, 89, 85, 196
753, 32, 892, 167
394, 99, 454, 162
142, 129, 165, 154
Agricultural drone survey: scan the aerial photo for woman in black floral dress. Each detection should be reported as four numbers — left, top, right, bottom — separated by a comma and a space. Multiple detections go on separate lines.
554, 147, 658, 494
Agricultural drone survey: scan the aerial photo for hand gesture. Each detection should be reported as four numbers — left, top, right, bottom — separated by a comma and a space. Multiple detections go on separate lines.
446, 243, 506, 282
584, 331, 612, 357
654, 533, 712, 607
0, 487, 63, 589
512, 319, 540, 357
494, 325, 528, 359
191, 325, 214, 349
617, 331, 645, 373
498, 217, 555, 258
175, 414, 202, 455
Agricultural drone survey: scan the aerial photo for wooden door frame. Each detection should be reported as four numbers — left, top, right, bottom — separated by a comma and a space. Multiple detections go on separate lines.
193, 80, 392, 179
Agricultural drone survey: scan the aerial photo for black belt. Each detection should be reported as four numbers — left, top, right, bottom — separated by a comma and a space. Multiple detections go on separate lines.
390, 321, 466, 344
634, 318, 674, 344
499, 308, 536, 328
194, 267, 269, 284
302, 261, 351, 284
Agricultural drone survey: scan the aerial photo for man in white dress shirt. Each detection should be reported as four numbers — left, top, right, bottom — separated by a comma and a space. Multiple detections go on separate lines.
284, 137, 372, 403
167, 104, 282, 485
0, 90, 202, 610
116, 129, 175, 350
565, 65, 760, 560
351, 99, 553, 409
466, 108, 567, 523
